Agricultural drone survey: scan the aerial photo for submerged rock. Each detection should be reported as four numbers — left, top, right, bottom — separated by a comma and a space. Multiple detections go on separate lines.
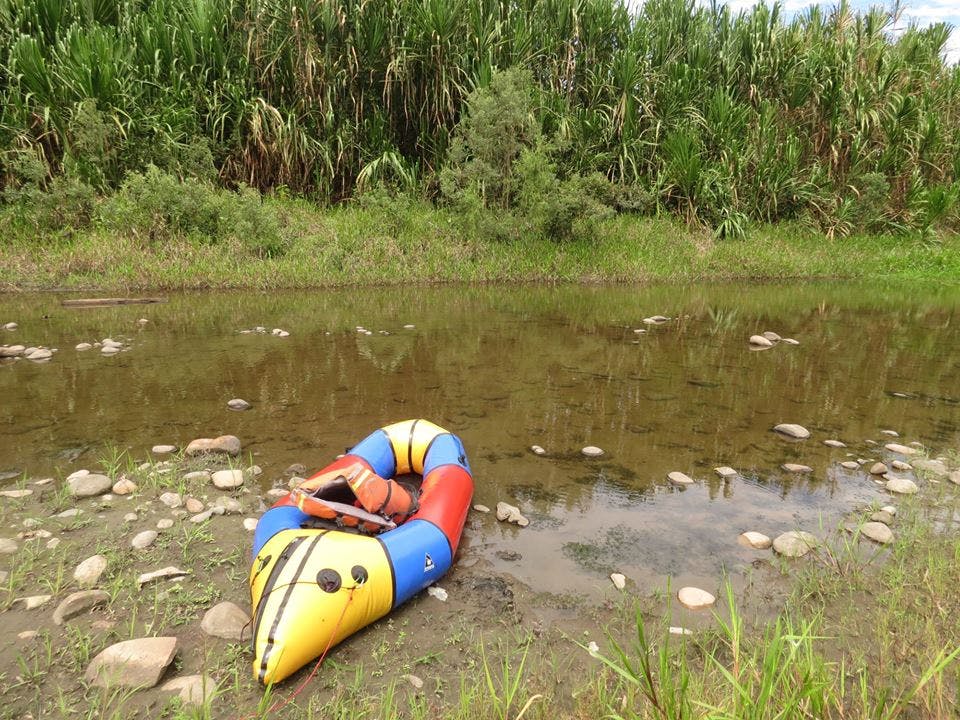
773, 424, 810, 439
884, 443, 917, 456
677, 587, 715, 610
781, 463, 813, 473
668, 471, 694, 485
85, 637, 178, 689
772, 531, 818, 557
749, 335, 774, 347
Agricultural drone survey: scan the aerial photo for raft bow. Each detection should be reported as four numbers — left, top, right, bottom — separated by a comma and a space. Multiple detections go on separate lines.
249, 419, 473, 684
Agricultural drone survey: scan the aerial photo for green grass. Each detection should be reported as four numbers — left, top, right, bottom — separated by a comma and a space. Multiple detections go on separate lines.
2, 198, 959, 291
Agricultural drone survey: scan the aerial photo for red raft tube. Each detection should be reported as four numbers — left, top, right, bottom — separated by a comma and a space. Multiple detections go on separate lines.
249, 419, 473, 684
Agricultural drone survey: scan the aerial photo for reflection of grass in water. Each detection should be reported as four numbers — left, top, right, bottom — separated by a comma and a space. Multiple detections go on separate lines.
563, 524, 648, 574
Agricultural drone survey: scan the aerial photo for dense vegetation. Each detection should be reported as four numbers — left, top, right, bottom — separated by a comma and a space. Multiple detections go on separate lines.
0, 0, 959, 242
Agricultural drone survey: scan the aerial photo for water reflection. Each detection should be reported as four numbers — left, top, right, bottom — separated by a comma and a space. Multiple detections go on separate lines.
1, 283, 958, 595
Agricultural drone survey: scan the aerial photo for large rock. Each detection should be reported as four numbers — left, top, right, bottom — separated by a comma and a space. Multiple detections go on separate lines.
677, 587, 715, 610
68, 473, 112, 498
773, 531, 818, 557
26, 348, 52, 361
749, 335, 774, 347
773, 424, 810, 439
74, 555, 108, 587
53, 590, 109, 625
885, 477, 918, 494
0, 345, 25, 357
860, 522, 893, 545
738, 531, 772, 549
85, 637, 178, 688
185, 435, 241, 457
201, 601, 250, 641
212, 469, 244, 490
884, 443, 917, 456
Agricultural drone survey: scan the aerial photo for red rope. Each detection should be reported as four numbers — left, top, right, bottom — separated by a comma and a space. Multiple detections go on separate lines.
239, 587, 356, 720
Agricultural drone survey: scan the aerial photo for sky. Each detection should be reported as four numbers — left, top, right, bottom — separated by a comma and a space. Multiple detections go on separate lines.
717, 0, 960, 64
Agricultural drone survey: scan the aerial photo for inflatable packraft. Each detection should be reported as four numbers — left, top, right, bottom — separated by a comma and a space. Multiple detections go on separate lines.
249, 419, 473, 684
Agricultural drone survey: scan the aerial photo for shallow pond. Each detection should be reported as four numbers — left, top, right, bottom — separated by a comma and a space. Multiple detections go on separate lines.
2, 283, 959, 601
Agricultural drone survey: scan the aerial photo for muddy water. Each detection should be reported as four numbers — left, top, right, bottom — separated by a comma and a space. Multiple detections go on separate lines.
2, 284, 959, 601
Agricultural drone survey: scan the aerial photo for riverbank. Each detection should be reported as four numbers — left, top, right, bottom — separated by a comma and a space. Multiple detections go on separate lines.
1, 442, 957, 719
3, 198, 960, 291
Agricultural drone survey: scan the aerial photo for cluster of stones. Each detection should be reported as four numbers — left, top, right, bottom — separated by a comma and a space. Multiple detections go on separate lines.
0, 343, 57, 362
238, 326, 290, 337
74, 337, 130, 355
749, 331, 800, 348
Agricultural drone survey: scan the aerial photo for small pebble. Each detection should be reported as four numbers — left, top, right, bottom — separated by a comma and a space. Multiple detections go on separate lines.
530, 445, 545, 456
610, 573, 626, 590
581, 446, 604, 458
157, 519, 174, 530
472, 504, 490, 513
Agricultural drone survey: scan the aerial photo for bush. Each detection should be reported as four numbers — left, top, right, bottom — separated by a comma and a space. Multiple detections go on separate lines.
1, 148, 96, 233
100, 166, 285, 257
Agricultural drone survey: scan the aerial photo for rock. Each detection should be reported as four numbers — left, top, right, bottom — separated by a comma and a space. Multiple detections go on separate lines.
860, 522, 893, 544
840, 461, 860, 470
137, 567, 190, 587
669, 626, 694, 636
74, 555, 108, 587
123, 512, 138, 522
152, 445, 177, 454
184, 498, 204, 513
426, 586, 448, 601
159, 492, 182, 508
782, 338, 800, 345
26, 348, 52, 361
913, 459, 948, 477
182, 471, 212, 483
14, 595, 52, 610
266, 488, 288, 500
33, 477, 54, 486
132, 530, 158, 550
881, 505, 897, 515
0, 345, 25, 357
473, 504, 490, 513
870, 510, 894, 525
54, 508, 82, 519
610, 573, 626, 590
869, 463, 888, 475
201, 601, 250, 641
714, 467, 737, 478
161, 674, 217, 707
137, 318, 149, 325
4, 322, 17, 330
285, 463, 307, 476
823, 440, 846, 448
287, 476, 305, 489
884, 443, 917, 456
17, 630, 38, 641
891, 460, 912, 471
243, 518, 258, 532
402, 674, 424, 690
773, 423, 810, 439
191, 506, 225, 523
227, 398, 251, 411
212, 496, 242, 514
781, 463, 812, 473
738, 531, 772, 549
668, 471, 694, 485
749, 335, 774, 347
185, 435, 241, 457
403, 324, 415, 329
950, 470, 960, 486
85, 637, 178, 689
157, 518, 174, 530
0, 538, 17, 554
246, 465, 263, 478
67, 473, 112, 498
112, 478, 137, 495
677, 587, 715, 610
581, 446, 604, 458
212, 469, 244, 490
102, 338, 122, 348
53, 590, 109, 624
880, 429, 899, 437
885, 477, 918, 494
0, 488, 32, 498
76, 343, 92, 351
495, 502, 529, 527
530, 445, 546, 456
762, 331, 781, 342
772, 531, 818, 557
101, 345, 120, 355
